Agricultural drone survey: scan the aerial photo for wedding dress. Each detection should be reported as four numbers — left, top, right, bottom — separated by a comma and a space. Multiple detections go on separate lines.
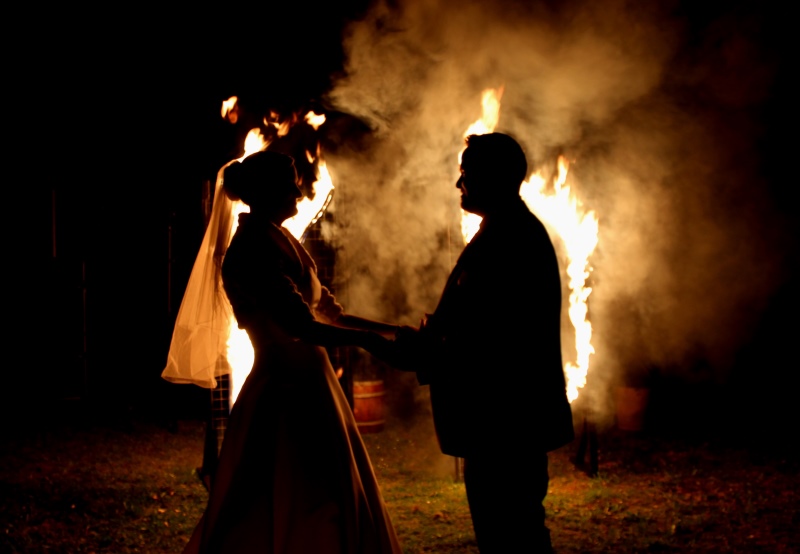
177, 198, 401, 553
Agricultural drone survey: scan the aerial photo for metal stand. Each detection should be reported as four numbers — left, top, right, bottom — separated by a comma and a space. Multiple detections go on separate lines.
573, 409, 598, 477
198, 372, 231, 491
454, 457, 464, 482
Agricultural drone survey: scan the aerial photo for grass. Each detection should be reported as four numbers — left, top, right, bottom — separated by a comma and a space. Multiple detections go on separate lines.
0, 421, 207, 553
1, 401, 798, 553
361, 414, 800, 553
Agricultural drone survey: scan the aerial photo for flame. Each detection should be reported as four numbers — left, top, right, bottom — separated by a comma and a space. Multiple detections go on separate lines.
221, 96, 239, 123
305, 111, 326, 130
462, 86, 504, 143
283, 152, 334, 240
221, 112, 334, 406
242, 127, 269, 156
460, 88, 598, 404
520, 158, 598, 403
459, 87, 504, 243
224, 127, 269, 405
265, 110, 294, 137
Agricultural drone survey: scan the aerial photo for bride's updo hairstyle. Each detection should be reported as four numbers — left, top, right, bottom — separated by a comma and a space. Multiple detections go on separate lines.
222, 150, 298, 206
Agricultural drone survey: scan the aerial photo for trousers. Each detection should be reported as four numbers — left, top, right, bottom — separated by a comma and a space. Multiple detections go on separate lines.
464, 452, 553, 553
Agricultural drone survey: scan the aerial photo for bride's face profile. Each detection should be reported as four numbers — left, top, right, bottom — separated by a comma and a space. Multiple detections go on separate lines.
269, 170, 302, 224
233, 153, 303, 224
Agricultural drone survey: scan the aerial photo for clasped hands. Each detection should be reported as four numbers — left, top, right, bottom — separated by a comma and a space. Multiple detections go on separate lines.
361, 318, 431, 372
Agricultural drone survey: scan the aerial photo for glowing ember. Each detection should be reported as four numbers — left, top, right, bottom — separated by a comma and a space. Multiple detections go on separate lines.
460, 88, 598, 404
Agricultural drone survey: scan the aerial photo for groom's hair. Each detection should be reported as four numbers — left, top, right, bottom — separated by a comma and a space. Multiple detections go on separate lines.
464, 132, 529, 192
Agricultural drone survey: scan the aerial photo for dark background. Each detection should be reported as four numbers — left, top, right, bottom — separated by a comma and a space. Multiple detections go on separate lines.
19, 1, 372, 425
15, 0, 796, 441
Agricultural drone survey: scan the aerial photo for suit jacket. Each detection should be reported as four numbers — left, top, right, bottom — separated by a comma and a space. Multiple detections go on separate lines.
418, 199, 574, 458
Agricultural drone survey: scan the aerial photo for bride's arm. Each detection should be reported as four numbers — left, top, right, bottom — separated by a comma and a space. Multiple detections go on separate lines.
316, 285, 399, 337
334, 314, 399, 337
304, 321, 396, 361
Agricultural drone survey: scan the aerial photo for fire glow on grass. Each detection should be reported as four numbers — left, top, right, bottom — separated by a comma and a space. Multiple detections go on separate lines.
222, 100, 334, 405
461, 88, 599, 403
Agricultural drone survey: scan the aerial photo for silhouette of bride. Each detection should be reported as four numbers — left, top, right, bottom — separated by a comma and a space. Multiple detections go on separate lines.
165, 150, 401, 553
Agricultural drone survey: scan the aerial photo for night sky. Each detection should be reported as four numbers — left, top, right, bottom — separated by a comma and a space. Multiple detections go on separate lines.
19, 0, 796, 438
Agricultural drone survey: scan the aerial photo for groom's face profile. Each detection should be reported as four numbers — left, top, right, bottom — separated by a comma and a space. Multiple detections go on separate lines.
457, 147, 490, 216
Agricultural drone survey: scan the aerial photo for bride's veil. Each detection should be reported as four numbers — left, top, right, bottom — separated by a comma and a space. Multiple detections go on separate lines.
161, 164, 245, 388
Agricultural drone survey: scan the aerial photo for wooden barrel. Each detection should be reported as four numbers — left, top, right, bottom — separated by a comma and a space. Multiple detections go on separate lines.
352, 380, 386, 433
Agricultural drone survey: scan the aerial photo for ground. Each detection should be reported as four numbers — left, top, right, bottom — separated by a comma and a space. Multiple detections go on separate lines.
0, 403, 797, 553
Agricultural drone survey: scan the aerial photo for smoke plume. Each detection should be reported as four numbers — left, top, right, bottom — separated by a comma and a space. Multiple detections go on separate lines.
320, 0, 790, 422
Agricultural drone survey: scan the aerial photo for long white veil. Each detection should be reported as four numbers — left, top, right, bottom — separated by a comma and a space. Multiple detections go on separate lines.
162, 167, 245, 388
162, 143, 334, 391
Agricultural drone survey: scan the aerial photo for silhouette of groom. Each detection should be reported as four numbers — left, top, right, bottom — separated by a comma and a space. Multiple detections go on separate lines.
389, 132, 574, 553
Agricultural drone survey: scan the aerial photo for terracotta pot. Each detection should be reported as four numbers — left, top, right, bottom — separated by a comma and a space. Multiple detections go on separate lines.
615, 386, 650, 431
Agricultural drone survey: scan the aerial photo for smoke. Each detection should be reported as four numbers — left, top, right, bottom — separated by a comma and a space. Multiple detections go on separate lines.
319, 0, 789, 419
